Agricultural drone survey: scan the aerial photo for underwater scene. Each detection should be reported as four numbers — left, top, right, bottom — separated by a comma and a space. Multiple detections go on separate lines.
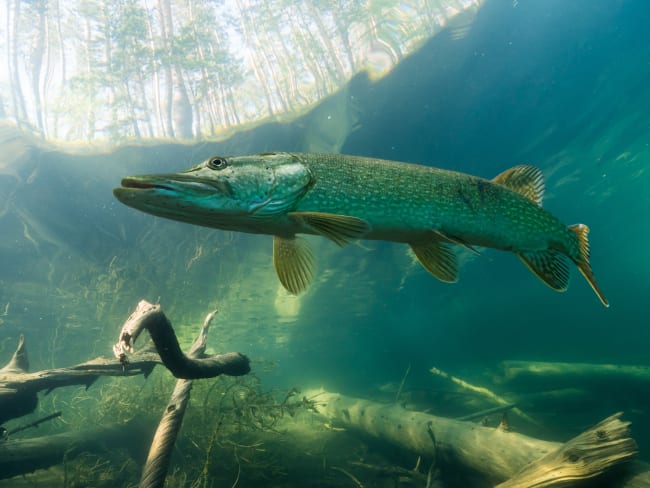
1, 0, 649, 486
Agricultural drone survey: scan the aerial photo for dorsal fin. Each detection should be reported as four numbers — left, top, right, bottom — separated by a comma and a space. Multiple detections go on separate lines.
492, 165, 545, 206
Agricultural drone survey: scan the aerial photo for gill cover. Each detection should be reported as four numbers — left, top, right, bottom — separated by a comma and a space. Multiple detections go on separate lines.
188, 152, 313, 216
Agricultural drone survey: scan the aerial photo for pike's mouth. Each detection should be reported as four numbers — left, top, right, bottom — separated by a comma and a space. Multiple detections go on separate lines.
117, 176, 236, 199
120, 179, 173, 191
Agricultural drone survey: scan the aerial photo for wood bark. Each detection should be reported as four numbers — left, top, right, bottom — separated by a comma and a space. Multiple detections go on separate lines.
0, 301, 249, 425
306, 389, 645, 487
0, 341, 158, 425
0, 301, 251, 482
139, 310, 216, 488
0, 418, 155, 479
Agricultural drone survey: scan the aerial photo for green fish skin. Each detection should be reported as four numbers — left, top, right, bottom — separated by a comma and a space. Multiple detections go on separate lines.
113, 152, 608, 306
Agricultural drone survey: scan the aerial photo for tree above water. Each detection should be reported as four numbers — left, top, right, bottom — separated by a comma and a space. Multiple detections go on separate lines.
0, 0, 483, 143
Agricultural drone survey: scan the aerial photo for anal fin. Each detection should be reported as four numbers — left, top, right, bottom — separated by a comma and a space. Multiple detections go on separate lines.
410, 240, 458, 283
517, 249, 569, 291
289, 211, 370, 246
273, 236, 315, 295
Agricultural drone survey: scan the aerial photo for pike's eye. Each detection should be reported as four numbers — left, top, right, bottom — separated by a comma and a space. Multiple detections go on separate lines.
207, 157, 228, 170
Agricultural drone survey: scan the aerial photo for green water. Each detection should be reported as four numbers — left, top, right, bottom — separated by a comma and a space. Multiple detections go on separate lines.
1, 0, 649, 486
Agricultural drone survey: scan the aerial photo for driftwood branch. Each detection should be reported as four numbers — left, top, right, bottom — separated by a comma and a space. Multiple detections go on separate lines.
0, 333, 29, 374
113, 300, 250, 379
0, 343, 160, 425
430, 365, 539, 426
0, 300, 252, 482
139, 309, 218, 488
0, 300, 250, 426
306, 389, 642, 487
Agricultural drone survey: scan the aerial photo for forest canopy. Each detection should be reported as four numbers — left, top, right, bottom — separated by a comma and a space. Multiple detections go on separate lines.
0, 0, 483, 143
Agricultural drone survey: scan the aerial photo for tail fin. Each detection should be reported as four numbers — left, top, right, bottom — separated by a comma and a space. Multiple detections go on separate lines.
569, 224, 609, 307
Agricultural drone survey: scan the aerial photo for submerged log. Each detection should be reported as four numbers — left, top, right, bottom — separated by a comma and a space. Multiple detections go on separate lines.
0, 300, 250, 425
306, 389, 642, 487
0, 417, 155, 479
496, 360, 650, 391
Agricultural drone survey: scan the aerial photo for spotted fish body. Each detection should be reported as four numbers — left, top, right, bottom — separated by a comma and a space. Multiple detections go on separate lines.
294, 154, 566, 248
114, 152, 608, 306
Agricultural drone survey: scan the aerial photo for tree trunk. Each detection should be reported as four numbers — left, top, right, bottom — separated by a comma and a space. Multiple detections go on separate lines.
172, 68, 193, 139
51, 0, 66, 139
29, 0, 46, 134
157, 0, 175, 138
7, 0, 29, 125
82, 16, 95, 141
234, 0, 284, 116
101, 4, 118, 139
302, 0, 347, 82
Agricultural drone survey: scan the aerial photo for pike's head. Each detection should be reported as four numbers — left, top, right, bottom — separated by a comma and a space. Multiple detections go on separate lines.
113, 152, 313, 231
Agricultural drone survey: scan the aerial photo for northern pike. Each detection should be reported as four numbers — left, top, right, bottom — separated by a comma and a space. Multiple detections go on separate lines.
113, 152, 608, 306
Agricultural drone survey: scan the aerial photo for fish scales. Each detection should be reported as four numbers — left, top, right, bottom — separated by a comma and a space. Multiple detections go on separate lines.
295, 153, 573, 254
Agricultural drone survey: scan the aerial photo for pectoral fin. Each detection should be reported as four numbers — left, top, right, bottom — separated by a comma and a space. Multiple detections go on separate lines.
273, 236, 315, 295
289, 211, 370, 246
434, 230, 481, 255
517, 249, 569, 291
410, 240, 458, 283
